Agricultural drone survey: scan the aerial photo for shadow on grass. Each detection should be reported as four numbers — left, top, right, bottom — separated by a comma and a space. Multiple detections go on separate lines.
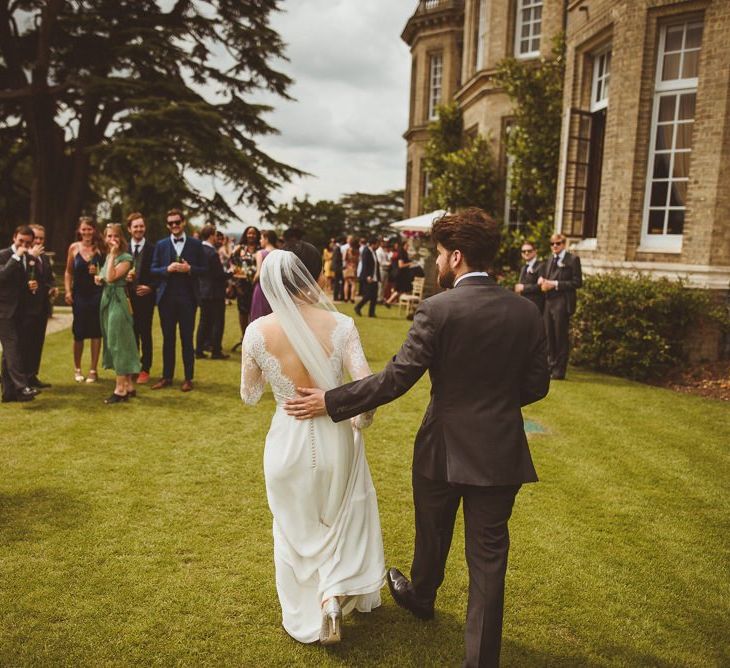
0, 488, 88, 542
503, 639, 683, 667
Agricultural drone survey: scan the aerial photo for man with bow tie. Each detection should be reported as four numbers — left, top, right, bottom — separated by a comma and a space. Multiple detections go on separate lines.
150, 208, 207, 392
126, 212, 157, 384
538, 233, 582, 380
0, 226, 41, 402
514, 241, 545, 314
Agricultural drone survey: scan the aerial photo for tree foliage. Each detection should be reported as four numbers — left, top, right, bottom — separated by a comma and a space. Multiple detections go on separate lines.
494, 34, 565, 258
266, 189, 404, 251
0, 0, 300, 251
423, 102, 499, 216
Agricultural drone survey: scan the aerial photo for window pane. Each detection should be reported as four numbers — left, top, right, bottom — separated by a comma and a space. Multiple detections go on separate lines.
531, 37, 540, 52
662, 53, 680, 80
522, 23, 530, 38
673, 152, 690, 178
655, 124, 673, 151
675, 123, 693, 150
665, 26, 684, 52
653, 154, 670, 179
522, 8, 531, 22
650, 182, 668, 207
681, 50, 699, 79
686, 25, 703, 49
534, 6, 542, 19
667, 209, 684, 234
658, 96, 676, 122
669, 180, 687, 207
648, 210, 666, 234
678, 93, 696, 120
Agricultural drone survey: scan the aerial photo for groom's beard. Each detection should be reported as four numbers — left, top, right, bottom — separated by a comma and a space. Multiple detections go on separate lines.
438, 267, 456, 289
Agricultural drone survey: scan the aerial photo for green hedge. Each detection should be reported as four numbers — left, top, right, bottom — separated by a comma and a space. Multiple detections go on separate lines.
571, 273, 727, 381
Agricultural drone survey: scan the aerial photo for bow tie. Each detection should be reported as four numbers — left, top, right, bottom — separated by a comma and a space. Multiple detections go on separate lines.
173, 238, 184, 244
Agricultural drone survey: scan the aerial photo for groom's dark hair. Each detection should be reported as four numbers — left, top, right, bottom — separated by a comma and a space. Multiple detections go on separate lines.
431, 208, 501, 271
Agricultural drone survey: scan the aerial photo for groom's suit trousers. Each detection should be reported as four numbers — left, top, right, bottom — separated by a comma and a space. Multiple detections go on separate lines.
411, 471, 519, 668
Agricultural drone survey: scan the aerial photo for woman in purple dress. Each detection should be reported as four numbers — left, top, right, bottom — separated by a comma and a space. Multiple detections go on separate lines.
248, 229, 278, 323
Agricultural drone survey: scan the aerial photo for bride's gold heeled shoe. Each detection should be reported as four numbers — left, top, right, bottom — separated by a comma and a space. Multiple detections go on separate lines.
319, 598, 342, 645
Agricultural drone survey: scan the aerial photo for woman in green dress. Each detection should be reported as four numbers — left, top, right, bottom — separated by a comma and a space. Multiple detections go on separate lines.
97, 224, 142, 404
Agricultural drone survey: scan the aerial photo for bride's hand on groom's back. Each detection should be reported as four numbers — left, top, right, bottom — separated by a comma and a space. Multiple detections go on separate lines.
285, 387, 326, 419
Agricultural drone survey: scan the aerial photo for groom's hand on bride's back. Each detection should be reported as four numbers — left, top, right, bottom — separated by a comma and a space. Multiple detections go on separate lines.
285, 388, 327, 419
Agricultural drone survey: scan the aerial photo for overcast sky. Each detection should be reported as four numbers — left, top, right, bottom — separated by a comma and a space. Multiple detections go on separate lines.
221, 1, 416, 234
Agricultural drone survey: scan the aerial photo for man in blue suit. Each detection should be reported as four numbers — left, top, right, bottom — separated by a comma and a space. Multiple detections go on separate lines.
150, 209, 207, 392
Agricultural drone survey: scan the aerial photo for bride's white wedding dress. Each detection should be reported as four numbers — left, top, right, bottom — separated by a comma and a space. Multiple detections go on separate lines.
239, 250, 385, 644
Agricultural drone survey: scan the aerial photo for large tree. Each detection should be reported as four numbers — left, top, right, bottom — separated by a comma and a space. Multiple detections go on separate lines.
0, 0, 300, 251
267, 197, 347, 251
340, 189, 404, 240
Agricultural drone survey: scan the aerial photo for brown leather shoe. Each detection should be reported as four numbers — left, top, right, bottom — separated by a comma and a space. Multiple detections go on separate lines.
386, 567, 434, 620
151, 378, 172, 390
181, 380, 193, 392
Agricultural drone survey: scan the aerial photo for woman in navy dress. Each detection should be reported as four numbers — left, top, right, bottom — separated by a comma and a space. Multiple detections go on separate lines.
64, 217, 105, 383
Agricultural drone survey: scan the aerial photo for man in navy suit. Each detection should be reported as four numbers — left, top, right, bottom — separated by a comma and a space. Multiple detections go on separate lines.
195, 224, 229, 360
354, 236, 380, 318
150, 209, 207, 392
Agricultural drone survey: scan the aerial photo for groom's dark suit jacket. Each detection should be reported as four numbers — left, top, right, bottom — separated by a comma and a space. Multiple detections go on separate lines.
325, 276, 549, 486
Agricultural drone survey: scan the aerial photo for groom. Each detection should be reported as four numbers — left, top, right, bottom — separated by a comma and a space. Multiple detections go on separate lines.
285, 208, 549, 667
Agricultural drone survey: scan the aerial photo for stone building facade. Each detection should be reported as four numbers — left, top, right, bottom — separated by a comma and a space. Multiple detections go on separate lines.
401, 0, 730, 293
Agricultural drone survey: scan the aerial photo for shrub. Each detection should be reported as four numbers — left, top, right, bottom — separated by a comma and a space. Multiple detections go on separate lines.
571, 273, 727, 381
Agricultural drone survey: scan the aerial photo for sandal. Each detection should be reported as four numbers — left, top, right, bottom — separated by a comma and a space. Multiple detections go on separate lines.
85, 370, 98, 384
74, 369, 84, 383
104, 392, 128, 405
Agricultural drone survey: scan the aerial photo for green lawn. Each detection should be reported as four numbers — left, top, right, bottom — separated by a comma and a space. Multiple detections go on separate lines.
1, 304, 728, 666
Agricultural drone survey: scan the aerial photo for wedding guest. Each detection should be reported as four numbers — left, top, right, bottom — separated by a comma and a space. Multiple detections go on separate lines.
514, 241, 545, 314
150, 208, 207, 392
322, 243, 334, 293
249, 229, 277, 323
64, 217, 104, 383
229, 226, 260, 352
20, 225, 57, 389
331, 237, 344, 302
343, 238, 359, 303
126, 212, 156, 384
354, 237, 380, 318
375, 237, 392, 303
96, 224, 141, 404
538, 233, 582, 380
0, 226, 39, 402
385, 238, 413, 306
196, 225, 229, 360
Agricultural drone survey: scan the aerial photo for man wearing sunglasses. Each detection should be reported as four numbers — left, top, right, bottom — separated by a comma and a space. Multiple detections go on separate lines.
150, 209, 207, 392
514, 241, 545, 314
538, 233, 582, 380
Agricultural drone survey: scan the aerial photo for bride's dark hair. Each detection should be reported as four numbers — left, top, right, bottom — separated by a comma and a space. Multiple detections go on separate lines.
286, 241, 322, 281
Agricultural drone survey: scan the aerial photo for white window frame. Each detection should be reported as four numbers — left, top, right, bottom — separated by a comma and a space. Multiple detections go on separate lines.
428, 53, 443, 121
475, 0, 488, 70
640, 21, 702, 253
514, 0, 542, 59
590, 47, 611, 112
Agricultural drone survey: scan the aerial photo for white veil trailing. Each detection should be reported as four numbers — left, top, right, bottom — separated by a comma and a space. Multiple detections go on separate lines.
259, 249, 339, 391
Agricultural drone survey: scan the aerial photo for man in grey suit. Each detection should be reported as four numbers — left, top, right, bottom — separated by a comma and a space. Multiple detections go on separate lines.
285, 208, 549, 667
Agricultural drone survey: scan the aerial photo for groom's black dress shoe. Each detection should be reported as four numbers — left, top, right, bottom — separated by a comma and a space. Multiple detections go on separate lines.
386, 567, 434, 620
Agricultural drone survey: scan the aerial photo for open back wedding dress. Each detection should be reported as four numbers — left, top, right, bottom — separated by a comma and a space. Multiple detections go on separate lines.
240, 249, 385, 643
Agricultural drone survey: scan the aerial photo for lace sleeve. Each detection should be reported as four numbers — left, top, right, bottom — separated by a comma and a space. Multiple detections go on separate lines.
240, 324, 265, 405
343, 319, 375, 430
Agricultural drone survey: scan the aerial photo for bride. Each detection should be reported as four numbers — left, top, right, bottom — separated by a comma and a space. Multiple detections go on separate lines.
239, 244, 385, 645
